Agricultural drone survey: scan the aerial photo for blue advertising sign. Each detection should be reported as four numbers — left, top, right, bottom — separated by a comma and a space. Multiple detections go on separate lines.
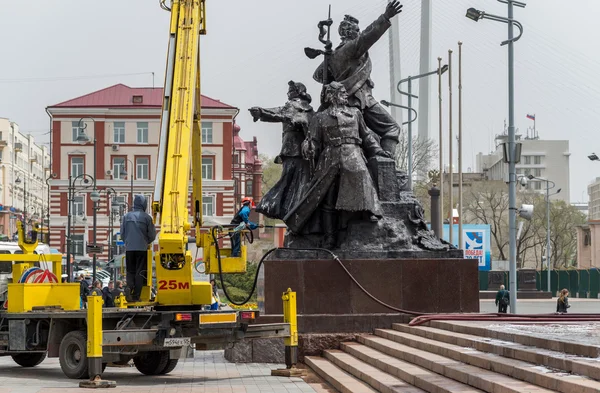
442, 224, 492, 271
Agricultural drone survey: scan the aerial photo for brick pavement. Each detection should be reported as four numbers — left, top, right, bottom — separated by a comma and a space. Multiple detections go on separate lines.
0, 351, 320, 393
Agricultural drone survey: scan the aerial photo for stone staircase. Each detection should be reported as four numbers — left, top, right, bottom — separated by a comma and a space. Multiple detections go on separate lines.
306, 321, 600, 393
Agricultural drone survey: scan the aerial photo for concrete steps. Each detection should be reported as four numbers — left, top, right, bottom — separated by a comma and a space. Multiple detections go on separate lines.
305, 355, 378, 393
381, 325, 600, 393
392, 323, 600, 383
358, 334, 555, 393
305, 320, 600, 393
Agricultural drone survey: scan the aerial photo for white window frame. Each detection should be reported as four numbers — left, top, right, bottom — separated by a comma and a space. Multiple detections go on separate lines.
113, 157, 126, 179
137, 122, 148, 144
202, 195, 214, 217
136, 157, 149, 180
201, 122, 213, 144
201, 158, 213, 180
113, 122, 125, 144
73, 195, 85, 216
71, 157, 84, 178
246, 179, 253, 196
72, 121, 81, 142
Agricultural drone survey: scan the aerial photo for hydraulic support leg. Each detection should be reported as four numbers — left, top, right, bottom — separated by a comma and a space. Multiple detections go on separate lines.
282, 288, 298, 369
87, 295, 103, 378
80, 296, 116, 388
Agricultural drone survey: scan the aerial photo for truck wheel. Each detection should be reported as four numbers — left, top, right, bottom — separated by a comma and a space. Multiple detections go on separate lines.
133, 351, 169, 375
59, 330, 89, 379
11, 353, 46, 367
160, 359, 179, 375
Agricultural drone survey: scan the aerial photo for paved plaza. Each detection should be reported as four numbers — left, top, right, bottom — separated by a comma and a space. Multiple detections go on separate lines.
0, 351, 329, 393
480, 297, 600, 314
1, 299, 600, 392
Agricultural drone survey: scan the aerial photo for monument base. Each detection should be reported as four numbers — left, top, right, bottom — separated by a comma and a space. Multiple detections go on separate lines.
259, 258, 480, 316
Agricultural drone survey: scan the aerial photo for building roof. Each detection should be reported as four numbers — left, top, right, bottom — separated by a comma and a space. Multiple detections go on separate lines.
48, 83, 236, 110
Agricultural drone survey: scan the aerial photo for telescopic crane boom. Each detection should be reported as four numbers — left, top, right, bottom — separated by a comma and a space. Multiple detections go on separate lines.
151, 0, 246, 307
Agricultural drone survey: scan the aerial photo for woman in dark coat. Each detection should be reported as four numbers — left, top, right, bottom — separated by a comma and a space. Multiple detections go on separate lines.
557, 288, 571, 313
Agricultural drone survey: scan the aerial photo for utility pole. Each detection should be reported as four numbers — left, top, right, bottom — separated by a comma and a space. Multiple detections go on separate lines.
507, 0, 518, 313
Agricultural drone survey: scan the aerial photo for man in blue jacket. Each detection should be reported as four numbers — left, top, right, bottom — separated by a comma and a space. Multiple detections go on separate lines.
229, 197, 263, 257
121, 195, 156, 302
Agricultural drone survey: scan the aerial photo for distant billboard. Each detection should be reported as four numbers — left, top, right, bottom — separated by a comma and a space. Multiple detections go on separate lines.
442, 224, 492, 271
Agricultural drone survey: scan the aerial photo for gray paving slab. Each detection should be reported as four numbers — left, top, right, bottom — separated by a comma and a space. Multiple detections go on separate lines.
0, 351, 317, 393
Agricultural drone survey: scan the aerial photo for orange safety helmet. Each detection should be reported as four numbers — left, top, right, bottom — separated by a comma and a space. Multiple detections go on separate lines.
241, 197, 256, 208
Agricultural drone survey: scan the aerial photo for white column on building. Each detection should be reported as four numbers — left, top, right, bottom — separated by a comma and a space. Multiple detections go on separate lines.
417, 0, 432, 174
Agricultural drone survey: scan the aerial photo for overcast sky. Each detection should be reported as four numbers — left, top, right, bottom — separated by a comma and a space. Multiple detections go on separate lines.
1, 0, 599, 203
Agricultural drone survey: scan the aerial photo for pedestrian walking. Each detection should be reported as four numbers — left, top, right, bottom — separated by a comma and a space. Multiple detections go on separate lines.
495, 285, 510, 313
102, 281, 115, 307
557, 288, 571, 313
78, 274, 90, 309
121, 195, 156, 302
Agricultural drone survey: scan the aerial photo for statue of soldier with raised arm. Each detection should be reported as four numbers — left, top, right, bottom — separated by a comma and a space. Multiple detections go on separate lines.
309, 0, 404, 156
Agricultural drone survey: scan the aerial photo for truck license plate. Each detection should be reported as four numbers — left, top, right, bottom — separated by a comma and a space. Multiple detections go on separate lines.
163, 337, 191, 347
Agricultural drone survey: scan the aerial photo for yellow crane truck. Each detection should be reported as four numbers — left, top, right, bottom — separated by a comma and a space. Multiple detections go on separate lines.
0, 0, 295, 380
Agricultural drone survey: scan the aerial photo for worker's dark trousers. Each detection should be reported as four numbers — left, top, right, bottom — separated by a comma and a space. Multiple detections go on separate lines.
126, 251, 147, 300
230, 233, 241, 257
498, 304, 508, 313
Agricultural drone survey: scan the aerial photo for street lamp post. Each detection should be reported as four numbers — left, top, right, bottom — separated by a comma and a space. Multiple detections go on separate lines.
466, 0, 525, 313
122, 159, 134, 209
66, 174, 94, 282
390, 64, 449, 190
526, 175, 560, 294
76, 117, 99, 283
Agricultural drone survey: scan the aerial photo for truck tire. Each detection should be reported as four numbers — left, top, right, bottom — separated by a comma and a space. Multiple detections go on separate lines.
11, 353, 46, 367
59, 330, 89, 379
133, 351, 169, 375
159, 359, 179, 375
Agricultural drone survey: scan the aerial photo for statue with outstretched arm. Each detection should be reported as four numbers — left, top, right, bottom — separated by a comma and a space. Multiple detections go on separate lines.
249, 81, 315, 220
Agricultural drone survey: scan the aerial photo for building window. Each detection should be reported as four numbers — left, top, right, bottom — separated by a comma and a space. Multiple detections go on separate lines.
113, 122, 125, 144
524, 168, 531, 177
112, 157, 126, 179
71, 157, 84, 178
201, 158, 213, 180
145, 194, 153, 215
136, 157, 149, 180
534, 168, 541, 177
114, 195, 127, 212
73, 195, 85, 216
246, 179, 253, 196
534, 181, 542, 190
72, 121, 81, 142
201, 122, 213, 144
534, 156, 541, 165
137, 122, 148, 144
524, 156, 531, 165
71, 234, 84, 256
202, 196, 214, 216
516, 168, 522, 175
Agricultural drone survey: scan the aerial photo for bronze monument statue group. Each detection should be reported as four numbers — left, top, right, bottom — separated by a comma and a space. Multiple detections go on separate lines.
250, 1, 456, 256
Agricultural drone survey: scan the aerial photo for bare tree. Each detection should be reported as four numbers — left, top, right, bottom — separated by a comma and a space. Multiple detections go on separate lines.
394, 131, 437, 179
464, 181, 586, 269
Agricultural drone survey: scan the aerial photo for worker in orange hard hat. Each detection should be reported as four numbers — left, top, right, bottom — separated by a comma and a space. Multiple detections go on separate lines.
229, 197, 263, 257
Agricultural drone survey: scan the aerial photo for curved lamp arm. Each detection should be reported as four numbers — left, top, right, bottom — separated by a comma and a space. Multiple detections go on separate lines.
381, 100, 418, 125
